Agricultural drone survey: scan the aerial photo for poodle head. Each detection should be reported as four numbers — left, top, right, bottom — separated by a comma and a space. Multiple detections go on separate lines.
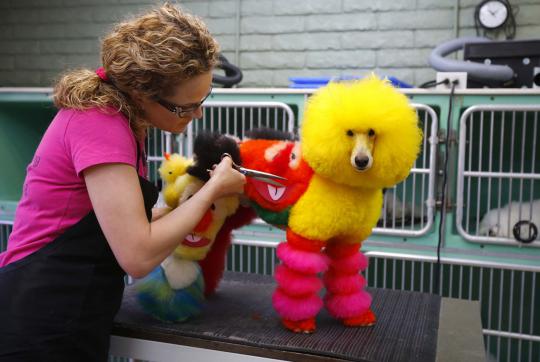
240, 129, 313, 211
158, 133, 241, 261
301, 75, 422, 188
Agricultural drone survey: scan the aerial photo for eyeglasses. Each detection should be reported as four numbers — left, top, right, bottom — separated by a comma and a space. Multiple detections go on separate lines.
155, 87, 212, 118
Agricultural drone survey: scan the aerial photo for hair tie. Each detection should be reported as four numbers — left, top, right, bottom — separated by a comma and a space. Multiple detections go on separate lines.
95, 67, 110, 83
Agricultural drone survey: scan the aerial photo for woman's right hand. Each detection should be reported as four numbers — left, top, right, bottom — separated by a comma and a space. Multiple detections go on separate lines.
207, 156, 246, 198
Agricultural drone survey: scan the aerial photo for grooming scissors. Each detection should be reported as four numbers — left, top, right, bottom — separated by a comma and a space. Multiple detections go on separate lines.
221, 153, 287, 187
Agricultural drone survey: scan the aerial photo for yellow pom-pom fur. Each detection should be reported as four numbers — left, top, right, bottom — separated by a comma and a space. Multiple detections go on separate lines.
290, 76, 423, 242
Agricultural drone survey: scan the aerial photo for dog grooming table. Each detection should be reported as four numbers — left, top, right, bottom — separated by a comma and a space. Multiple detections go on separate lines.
111, 272, 485, 362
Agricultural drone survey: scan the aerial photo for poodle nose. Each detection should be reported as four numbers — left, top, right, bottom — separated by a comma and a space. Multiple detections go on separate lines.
354, 156, 370, 170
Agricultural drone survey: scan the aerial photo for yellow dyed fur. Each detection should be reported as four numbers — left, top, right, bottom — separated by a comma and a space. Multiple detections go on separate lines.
289, 76, 422, 242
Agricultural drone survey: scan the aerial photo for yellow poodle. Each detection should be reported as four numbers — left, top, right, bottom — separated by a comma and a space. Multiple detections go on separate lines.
270, 75, 422, 333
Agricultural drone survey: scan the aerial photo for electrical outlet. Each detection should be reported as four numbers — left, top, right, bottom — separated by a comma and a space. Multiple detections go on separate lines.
435, 72, 468, 90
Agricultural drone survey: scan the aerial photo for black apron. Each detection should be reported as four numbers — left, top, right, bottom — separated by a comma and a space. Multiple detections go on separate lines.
0, 143, 158, 362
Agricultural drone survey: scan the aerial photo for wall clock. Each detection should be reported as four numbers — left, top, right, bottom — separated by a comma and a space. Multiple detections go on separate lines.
476, 0, 510, 30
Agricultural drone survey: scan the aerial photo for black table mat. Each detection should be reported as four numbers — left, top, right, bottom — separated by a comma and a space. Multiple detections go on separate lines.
113, 271, 440, 362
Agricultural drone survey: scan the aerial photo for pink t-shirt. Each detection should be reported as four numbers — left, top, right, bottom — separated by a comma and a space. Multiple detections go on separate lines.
0, 107, 148, 267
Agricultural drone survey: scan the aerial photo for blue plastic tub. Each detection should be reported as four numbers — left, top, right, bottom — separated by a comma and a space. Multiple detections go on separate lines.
289, 76, 413, 89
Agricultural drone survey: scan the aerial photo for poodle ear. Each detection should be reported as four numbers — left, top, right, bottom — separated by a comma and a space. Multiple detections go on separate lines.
188, 132, 241, 181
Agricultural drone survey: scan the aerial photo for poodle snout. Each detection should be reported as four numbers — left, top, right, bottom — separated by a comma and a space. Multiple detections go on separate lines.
350, 133, 374, 172
353, 153, 373, 171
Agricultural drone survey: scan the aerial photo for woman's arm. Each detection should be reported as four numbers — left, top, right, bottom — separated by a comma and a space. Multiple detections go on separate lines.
151, 207, 171, 221
84, 156, 245, 278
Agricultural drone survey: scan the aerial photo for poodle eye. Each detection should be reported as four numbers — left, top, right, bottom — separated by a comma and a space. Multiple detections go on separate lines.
368, 129, 375, 137
291, 152, 296, 160
346, 130, 354, 137
211, 204, 216, 211
168, 171, 173, 174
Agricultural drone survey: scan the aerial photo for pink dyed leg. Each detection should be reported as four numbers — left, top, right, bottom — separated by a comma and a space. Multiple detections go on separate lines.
323, 242, 376, 327
272, 228, 327, 333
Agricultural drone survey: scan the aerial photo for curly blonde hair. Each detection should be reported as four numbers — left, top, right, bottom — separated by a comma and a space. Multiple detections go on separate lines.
53, 3, 219, 139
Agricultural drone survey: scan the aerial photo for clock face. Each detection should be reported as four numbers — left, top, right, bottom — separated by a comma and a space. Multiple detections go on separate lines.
478, 0, 509, 29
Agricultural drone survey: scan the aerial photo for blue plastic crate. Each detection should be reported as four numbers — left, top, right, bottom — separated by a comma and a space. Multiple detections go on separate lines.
288, 76, 413, 89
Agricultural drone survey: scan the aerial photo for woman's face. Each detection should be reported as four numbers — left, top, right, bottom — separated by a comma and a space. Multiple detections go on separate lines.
138, 70, 213, 134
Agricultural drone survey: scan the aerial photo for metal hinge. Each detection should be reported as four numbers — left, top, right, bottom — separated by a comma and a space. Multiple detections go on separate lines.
437, 129, 458, 145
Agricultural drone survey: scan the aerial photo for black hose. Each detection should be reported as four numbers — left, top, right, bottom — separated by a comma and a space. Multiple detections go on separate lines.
212, 54, 243, 88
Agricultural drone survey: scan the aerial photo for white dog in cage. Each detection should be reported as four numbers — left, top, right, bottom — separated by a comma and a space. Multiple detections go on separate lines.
379, 189, 425, 224
478, 200, 540, 241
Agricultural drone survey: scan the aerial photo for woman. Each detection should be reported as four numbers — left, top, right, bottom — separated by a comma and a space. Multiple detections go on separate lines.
0, 4, 245, 361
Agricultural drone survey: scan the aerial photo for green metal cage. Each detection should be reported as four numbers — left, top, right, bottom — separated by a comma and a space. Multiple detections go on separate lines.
1, 87, 539, 362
